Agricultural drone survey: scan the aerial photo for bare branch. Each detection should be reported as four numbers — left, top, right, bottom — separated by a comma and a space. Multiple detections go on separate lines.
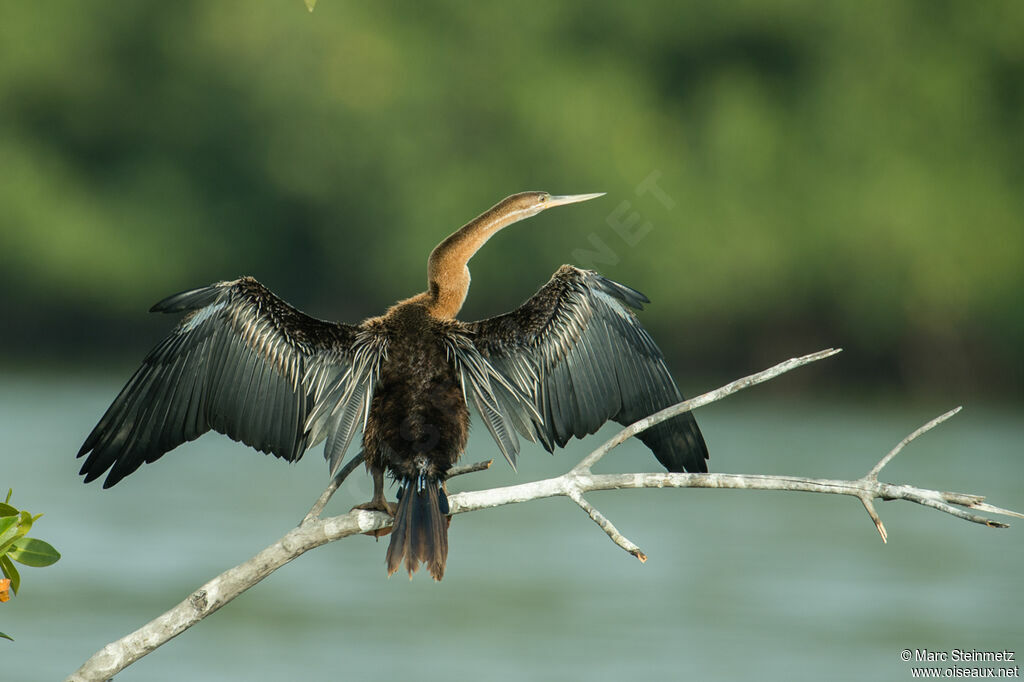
66, 350, 1019, 682
566, 487, 647, 562
859, 495, 888, 543
867, 406, 961, 479
572, 348, 842, 474
963, 501, 1024, 520
302, 450, 366, 524
451, 470, 1018, 532
445, 459, 493, 479
301, 457, 493, 526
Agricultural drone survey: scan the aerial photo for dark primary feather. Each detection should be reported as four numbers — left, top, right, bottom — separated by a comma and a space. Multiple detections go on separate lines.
463, 265, 708, 473
77, 277, 378, 487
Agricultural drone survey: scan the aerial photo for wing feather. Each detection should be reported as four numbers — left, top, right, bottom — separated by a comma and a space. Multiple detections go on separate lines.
78, 276, 384, 487
465, 265, 708, 473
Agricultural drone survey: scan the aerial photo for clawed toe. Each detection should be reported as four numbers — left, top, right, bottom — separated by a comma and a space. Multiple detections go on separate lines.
353, 498, 398, 516
352, 497, 397, 538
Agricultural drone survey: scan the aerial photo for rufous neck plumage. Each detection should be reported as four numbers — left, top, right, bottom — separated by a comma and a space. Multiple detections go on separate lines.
420, 191, 603, 319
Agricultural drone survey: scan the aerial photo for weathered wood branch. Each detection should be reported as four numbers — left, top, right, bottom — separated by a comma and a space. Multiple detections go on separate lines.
65, 349, 1021, 682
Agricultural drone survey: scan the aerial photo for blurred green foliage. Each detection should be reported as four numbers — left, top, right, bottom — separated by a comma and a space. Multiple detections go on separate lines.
1, 1, 1021, 395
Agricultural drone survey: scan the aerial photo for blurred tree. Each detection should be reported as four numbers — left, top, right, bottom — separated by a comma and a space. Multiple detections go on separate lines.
0, 1, 1021, 396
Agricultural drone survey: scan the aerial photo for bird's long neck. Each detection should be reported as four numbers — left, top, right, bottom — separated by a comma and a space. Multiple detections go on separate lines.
424, 200, 534, 319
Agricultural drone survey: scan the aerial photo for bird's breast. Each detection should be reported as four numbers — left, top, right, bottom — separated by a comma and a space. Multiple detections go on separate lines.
363, 311, 470, 476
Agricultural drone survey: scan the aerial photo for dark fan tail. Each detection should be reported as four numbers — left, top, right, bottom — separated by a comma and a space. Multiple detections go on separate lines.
386, 477, 450, 581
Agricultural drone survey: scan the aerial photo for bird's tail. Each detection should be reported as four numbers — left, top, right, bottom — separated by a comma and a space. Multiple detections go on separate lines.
386, 475, 450, 581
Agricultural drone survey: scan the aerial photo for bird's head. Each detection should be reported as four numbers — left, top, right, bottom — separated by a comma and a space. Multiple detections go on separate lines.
495, 191, 606, 224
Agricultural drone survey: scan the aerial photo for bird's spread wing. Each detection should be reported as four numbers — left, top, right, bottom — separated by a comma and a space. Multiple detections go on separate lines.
443, 333, 541, 469
463, 265, 708, 473
78, 277, 384, 487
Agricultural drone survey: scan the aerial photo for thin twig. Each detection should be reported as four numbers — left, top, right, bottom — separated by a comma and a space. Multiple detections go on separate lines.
963, 501, 1024, 520
859, 496, 888, 543
867, 406, 962, 479
573, 348, 842, 474
302, 451, 366, 523
877, 484, 1009, 528
566, 487, 647, 562
446, 459, 493, 479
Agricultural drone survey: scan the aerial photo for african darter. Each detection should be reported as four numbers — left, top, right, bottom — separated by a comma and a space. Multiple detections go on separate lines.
78, 192, 709, 580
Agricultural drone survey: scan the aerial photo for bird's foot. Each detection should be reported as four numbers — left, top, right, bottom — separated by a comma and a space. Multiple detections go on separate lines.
352, 495, 397, 538
352, 497, 397, 516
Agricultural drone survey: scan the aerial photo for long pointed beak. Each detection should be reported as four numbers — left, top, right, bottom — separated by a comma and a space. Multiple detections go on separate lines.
545, 192, 605, 208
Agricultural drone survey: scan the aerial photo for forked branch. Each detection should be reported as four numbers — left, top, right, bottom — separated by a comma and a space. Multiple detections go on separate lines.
66, 349, 1021, 682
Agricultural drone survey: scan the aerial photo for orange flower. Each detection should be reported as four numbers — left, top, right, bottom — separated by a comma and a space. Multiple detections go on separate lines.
0, 578, 10, 603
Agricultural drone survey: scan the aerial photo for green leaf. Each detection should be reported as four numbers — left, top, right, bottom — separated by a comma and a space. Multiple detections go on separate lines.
8, 538, 61, 567
304, 0, 317, 11
0, 632, 12, 642
0, 512, 31, 556
0, 503, 17, 517
1, 555, 20, 596
0, 517, 21, 554
4, 489, 11, 504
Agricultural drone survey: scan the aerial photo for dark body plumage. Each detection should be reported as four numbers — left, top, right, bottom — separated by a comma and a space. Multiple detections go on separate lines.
363, 304, 468, 579
364, 304, 469, 482
78, 191, 708, 580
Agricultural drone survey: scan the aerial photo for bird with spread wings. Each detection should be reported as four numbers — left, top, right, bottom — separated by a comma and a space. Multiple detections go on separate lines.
79, 192, 708, 580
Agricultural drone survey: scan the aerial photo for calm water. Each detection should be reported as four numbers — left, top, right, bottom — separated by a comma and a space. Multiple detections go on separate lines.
1, 373, 1021, 681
